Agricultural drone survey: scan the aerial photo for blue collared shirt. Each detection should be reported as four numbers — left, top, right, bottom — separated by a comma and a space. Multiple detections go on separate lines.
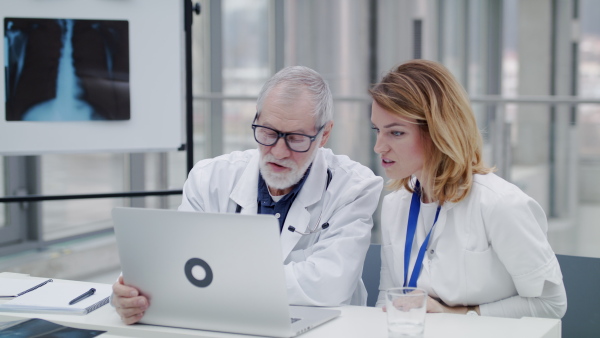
257, 166, 312, 232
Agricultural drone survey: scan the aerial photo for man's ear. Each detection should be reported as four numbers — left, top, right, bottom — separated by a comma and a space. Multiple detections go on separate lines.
319, 121, 334, 147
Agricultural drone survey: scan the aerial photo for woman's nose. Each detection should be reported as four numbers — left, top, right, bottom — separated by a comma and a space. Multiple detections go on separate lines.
373, 134, 387, 155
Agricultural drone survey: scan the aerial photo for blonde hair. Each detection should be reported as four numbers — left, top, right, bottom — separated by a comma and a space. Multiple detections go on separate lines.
369, 59, 493, 204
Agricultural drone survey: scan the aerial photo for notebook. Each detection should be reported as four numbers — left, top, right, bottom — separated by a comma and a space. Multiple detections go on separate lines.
112, 207, 341, 338
0, 277, 53, 298
0, 280, 111, 315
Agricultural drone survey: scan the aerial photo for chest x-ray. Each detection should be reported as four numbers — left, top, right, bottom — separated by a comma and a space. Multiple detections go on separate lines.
4, 18, 130, 122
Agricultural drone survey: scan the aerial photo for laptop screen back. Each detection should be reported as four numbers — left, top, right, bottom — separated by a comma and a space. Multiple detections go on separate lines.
112, 207, 293, 337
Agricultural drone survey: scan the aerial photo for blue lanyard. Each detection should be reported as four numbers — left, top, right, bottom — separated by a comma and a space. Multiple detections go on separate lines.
403, 181, 441, 288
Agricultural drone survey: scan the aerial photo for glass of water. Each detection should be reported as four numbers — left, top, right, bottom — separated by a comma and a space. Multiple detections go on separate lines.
386, 287, 427, 338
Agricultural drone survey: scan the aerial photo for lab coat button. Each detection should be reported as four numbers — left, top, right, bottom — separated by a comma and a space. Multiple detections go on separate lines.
275, 213, 280, 219
429, 249, 435, 255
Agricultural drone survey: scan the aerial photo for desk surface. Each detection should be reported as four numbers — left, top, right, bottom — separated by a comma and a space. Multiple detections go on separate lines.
0, 273, 561, 338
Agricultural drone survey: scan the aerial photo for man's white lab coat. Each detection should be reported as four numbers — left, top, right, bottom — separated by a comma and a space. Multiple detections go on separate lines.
179, 148, 384, 306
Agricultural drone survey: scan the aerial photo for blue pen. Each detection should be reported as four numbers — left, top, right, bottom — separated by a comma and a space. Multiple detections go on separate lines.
69, 288, 96, 305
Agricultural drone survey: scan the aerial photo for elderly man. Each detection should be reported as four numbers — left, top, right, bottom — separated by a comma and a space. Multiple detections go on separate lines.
112, 66, 383, 324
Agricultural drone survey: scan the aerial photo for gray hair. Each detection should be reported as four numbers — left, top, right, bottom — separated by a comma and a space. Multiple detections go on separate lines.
256, 66, 333, 129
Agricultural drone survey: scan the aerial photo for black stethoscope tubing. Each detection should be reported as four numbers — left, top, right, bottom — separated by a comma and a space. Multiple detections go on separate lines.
235, 169, 333, 236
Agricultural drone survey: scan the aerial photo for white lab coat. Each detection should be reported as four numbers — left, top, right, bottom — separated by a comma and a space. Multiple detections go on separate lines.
179, 148, 383, 306
376, 173, 565, 313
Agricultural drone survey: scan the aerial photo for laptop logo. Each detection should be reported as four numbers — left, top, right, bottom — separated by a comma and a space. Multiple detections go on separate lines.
184, 258, 213, 287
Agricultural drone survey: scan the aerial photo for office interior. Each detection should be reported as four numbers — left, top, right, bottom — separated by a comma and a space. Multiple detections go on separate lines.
1, 0, 599, 296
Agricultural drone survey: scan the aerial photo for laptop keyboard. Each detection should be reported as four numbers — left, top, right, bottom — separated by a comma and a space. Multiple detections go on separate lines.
291, 317, 301, 324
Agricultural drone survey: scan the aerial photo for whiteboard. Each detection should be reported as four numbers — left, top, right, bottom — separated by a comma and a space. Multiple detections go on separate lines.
0, 0, 185, 155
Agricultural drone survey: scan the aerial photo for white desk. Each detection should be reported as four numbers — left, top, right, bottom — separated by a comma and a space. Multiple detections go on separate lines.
0, 273, 561, 338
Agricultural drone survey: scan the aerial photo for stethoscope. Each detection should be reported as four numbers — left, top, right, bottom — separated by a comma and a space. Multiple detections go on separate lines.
235, 168, 332, 236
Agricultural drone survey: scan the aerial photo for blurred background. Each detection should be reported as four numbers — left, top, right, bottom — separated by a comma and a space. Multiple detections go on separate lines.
1, 0, 599, 284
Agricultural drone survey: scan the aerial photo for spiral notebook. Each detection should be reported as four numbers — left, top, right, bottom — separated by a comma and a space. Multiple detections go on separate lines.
0, 277, 54, 298
0, 279, 111, 315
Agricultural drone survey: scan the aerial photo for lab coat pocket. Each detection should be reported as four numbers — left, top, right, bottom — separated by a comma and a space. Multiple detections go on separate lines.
463, 247, 515, 305
287, 247, 314, 263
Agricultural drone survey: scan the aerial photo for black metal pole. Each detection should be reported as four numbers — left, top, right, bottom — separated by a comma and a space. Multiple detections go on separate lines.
184, 0, 196, 176
0, 190, 183, 203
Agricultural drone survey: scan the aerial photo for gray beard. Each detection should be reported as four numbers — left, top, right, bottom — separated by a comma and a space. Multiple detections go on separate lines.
259, 149, 318, 190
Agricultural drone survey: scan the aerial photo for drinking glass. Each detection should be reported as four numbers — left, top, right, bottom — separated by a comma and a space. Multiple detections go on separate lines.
386, 287, 427, 338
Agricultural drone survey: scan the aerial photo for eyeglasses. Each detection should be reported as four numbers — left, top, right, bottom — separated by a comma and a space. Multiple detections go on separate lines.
252, 124, 325, 153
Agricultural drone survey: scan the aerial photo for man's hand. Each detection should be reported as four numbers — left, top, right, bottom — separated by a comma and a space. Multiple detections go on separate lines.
112, 276, 148, 324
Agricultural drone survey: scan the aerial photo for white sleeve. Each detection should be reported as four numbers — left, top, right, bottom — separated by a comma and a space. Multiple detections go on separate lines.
178, 164, 207, 212
478, 186, 567, 319
480, 280, 567, 319
283, 174, 383, 306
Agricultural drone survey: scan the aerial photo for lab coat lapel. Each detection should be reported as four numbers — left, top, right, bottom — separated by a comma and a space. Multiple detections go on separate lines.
229, 151, 260, 215
280, 204, 312, 260
279, 149, 327, 260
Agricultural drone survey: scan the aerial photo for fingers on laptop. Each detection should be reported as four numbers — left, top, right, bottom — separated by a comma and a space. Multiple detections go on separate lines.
121, 310, 145, 325
116, 296, 148, 324
112, 276, 147, 324
118, 304, 146, 323
113, 281, 139, 298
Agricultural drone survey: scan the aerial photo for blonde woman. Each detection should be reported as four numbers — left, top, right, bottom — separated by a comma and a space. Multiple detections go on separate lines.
370, 59, 566, 318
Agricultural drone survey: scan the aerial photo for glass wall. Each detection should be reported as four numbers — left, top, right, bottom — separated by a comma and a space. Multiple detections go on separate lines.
1, 0, 598, 260
284, 0, 372, 167
579, 0, 600, 169
434, 0, 600, 259
573, 0, 600, 257
222, 0, 269, 154
40, 153, 125, 240
0, 156, 4, 227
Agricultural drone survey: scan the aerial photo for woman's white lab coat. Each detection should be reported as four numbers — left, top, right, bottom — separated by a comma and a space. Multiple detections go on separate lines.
376, 173, 566, 317
179, 148, 383, 306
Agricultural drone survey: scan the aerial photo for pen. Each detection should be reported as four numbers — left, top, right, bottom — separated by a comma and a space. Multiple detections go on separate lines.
69, 288, 96, 305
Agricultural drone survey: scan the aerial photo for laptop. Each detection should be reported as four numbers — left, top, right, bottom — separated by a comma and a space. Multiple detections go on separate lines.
112, 207, 340, 337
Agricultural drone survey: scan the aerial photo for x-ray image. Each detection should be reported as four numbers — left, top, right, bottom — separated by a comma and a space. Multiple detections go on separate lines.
4, 18, 130, 121
0, 318, 105, 337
